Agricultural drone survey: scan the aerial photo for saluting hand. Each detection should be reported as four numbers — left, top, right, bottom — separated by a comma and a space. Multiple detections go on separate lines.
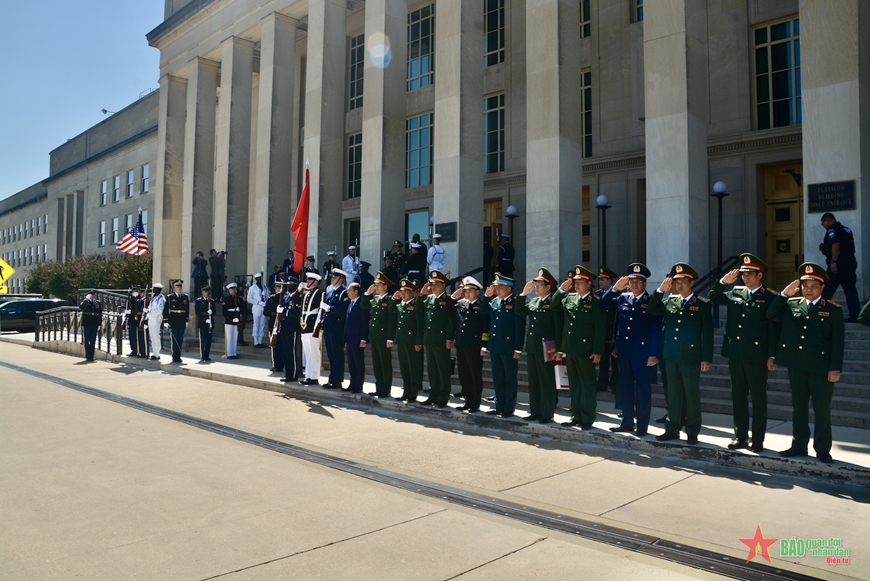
722, 269, 740, 285
521, 280, 535, 296
366, 284, 375, 295
783, 279, 801, 297
484, 285, 495, 297
392, 291, 402, 300
658, 276, 673, 293
559, 279, 573, 293
421, 282, 432, 295
614, 276, 630, 292
451, 288, 463, 300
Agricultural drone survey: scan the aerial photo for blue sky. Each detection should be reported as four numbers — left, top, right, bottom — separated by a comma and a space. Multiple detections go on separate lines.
0, 1, 165, 200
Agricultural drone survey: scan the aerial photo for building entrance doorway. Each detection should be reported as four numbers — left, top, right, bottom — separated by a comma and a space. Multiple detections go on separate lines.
764, 162, 803, 289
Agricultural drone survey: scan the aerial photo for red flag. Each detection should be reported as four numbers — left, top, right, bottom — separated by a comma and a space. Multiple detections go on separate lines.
290, 167, 310, 274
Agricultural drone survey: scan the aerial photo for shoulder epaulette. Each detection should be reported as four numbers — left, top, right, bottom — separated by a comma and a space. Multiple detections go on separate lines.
696, 296, 709, 303
826, 300, 841, 308
733, 286, 747, 291
787, 296, 802, 303
764, 287, 775, 294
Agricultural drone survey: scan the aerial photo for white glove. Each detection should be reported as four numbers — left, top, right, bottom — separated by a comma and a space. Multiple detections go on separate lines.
143, 309, 149, 314
207, 309, 212, 315
125, 309, 131, 315
232, 318, 239, 323
276, 307, 284, 314
320, 304, 330, 312
259, 301, 266, 307
163, 323, 169, 329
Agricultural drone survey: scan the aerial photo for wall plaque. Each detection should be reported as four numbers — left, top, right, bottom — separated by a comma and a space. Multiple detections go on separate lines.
434, 222, 457, 243
808, 181, 856, 213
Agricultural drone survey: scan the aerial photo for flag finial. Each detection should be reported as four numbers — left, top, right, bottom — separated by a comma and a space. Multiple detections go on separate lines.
305, 159, 310, 169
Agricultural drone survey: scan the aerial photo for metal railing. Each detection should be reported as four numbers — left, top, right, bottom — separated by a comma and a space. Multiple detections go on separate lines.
76, 288, 129, 315
35, 305, 125, 356
693, 255, 740, 328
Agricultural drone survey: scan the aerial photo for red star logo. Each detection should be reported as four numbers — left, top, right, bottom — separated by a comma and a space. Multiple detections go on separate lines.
739, 525, 778, 563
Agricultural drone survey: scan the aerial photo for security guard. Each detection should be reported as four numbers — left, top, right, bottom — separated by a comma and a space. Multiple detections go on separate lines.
450, 276, 490, 413
708, 253, 779, 452
600, 263, 662, 437
163, 280, 189, 363
482, 273, 526, 418
648, 263, 714, 444
80, 292, 102, 362
361, 272, 397, 397
266, 280, 285, 372
194, 285, 216, 362
595, 267, 620, 399
391, 278, 426, 402
420, 270, 457, 407
768, 262, 845, 463
553, 265, 605, 429
819, 213, 860, 321
124, 285, 147, 358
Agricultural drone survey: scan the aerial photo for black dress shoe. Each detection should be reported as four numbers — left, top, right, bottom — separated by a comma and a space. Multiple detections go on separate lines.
727, 438, 750, 450
817, 452, 833, 464
452, 393, 465, 399
280, 378, 292, 382
436, 403, 449, 409
610, 425, 634, 433
539, 418, 554, 425
204, 358, 212, 362
149, 356, 159, 361
485, 409, 502, 415
523, 415, 540, 422
561, 420, 581, 427
419, 399, 435, 406
617, 412, 623, 418
687, 434, 699, 445
779, 447, 809, 458
467, 408, 480, 413
656, 432, 681, 441
458, 404, 469, 410
127, 352, 136, 357
655, 415, 667, 424
580, 423, 593, 430
348, 389, 363, 393
634, 429, 648, 437
750, 442, 764, 453
501, 411, 515, 418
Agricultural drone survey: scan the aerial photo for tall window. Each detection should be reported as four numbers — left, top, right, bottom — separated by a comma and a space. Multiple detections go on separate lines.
112, 175, 120, 202
484, 94, 505, 174
112, 218, 119, 244
406, 113, 433, 188
635, 0, 643, 22
43, 243, 47, 260
125, 214, 133, 231
344, 218, 361, 250
347, 133, 363, 199
581, 70, 592, 157
37, 216, 42, 235
407, 5, 435, 91
126, 170, 135, 197
349, 34, 365, 110
44, 214, 48, 229
754, 17, 801, 130
484, 0, 504, 67
141, 164, 150, 193
580, 0, 591, 37
141, 210, 148, 234
99, 221, 106, 247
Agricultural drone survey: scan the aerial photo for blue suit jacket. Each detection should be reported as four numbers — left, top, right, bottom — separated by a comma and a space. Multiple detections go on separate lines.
600, 288, 662, 360
323, 284, 349, 335
344, 298, 369, 344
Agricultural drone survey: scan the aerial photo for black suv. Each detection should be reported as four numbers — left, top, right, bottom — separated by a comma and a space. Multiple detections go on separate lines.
0, 299, 71, 333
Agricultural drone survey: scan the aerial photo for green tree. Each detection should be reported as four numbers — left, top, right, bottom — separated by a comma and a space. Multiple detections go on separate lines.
26, 254, 153, 302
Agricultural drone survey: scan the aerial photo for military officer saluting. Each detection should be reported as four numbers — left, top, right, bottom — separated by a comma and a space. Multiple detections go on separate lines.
163, 280, 190, 363
595, 268, 620, 399
420, 270, 457, 407
386, 240, 407, 276
194, 285, 216, 362
123, 285, 147, 358
482, 273, 526, 418
648, 263, 713, 444
362, 272, 397, 397
708, 253, 779, 452
391, 278, 426, 402
80, 292, 103, 362
768, 263, 845, 463
553, 265, 605, 429
450, 276, 490, 413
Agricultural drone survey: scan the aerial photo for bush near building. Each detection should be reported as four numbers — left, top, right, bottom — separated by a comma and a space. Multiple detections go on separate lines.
26, 254, 152, 302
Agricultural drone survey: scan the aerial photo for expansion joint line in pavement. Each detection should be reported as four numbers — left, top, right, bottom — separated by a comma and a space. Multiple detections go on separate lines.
441, 537, 547, 581
0, 360, 823, 581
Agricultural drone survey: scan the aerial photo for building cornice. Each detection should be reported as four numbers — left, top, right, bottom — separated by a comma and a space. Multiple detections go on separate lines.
43, 126, 159, 185
147, 0, 218, 46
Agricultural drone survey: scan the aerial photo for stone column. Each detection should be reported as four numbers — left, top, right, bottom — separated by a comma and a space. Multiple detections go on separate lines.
254, 13, 297, 275
360, 0, 407, 267
800, 0, 870, 298
181, 57, 218, 284
153, 74, 187, 285
304, 0, 347, 261
433, 0, 483, 279
643, 0, 709, 282
525, 0, 583, 280
213, 37, 255, 282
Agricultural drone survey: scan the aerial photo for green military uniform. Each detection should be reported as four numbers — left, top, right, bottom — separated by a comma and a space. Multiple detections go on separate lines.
392, 279, 425, 401
361, 272, 397, 396
647, 263, 714, 441
858, 300, 870, 327
515, 268, 562, 423
552, 265, 606, 428
707, 253, 780, 450
768, 263, 845, 461
422, 270, 457, 406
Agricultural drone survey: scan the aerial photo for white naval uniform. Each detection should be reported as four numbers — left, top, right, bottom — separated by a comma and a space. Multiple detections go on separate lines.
342, 254, 360, 282
427, 244, 446, 272
300, 287, 323, 381
246, 282, 269, 346
145, 293, 165, 357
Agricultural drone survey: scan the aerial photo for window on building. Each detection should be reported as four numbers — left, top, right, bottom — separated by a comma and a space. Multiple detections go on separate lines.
484, 0, 504, 67
17, 249, 21, 267
43, 243, 47, 260
635, 0, 643, 22
580, 0, 591, 37
35, 245, 39, 263
141, 164, 150, 193
406, 113, 433, 188
29, 247, 34, 265
347, 133, 363, 199
349, 34, 365, 110
22, 222, 27, 239
125, 214, 133, 232
44, 214, 48, 229
112, 218, 119, 244
407, 5, 435, 91
141, 210, 148, 234
581, 70, 592, 157
99, 221, 106, 247
30, 219, 35, 236
344, 218, 361, 250
484, 94, 505, 174
754, 17, 801, 130
113, 175, 120, 202
37, 216, 42, 235
405, 210, 430, 245
126, 170, 135, 197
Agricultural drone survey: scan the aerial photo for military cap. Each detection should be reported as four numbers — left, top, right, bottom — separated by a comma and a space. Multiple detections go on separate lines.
598, 267, 618, 280
462, 276, 483, 290
332, 268, 349, 278
326, 250, 337, 256
533, 267, 558, 288
254, 272, 263, 278
392, 240, 404, 248
306, 256, 315, 262
173, 280, 184, 287
274, 280, 286, 287
738, 253, 767, 272
410, 243, 422, 249
429, 270, 449, 284
626, 262, 651, 279
348, 245, 357, 250
285, 275, 299, 284
798, 262, 827, 283
226, 282, 238, 289
433, 233, 443, 240
400, 278, 419, 291
572, 265, 596, 282
360, 260, 371, 267
306, 272, 322, 281
492, 272, 514, 287
201, 285, 210, 292
152, 282, 164, 289
374, 271, 393, 286
499, 233, 511, 239
669, 263, 698, 280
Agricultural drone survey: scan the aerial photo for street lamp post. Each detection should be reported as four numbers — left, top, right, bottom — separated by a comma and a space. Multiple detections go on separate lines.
712, 181, 729, 273
505, 205, 519, 239
595, 195, 611, 267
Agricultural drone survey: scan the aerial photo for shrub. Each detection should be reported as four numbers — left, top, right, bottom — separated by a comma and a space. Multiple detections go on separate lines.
26, 254, 153, 301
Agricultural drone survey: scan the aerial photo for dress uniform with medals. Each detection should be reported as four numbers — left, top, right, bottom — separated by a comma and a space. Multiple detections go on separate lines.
708, 253, 779, 451
164, 281, 190, 363
768, 262, 845, 463
552, 265, 606, 429
321, 270, 350, 388
194, 286, 216, 361
299, 272, 324, 385
595, 268, 620, 398
278, 277, 303, 383
421, 270, 457, 407
124, 285, 147, 358
648, 263, 714, 444
80, 292, 102, 362
387, 240, 407, 276
452, 276, 490, 413
361, 272, 397, 396
483, 273, 526, 417
221, 282, 242, 359
391, 278, 426, 401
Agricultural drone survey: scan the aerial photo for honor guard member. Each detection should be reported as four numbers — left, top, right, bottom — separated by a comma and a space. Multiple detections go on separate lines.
164, 280, 190, 363
406, 243, 427, 281
482, 273, 526, 418
387, 240, 407, 275
708, 254, 779, 452
195, 285, 216, 361
221, 282, 242, 359
322, 251, 339, 278
124, 285, 147, 358
391, 278, 426, 402
320, 269, 350, 388
595, 268, 620, 398
343, 282, 368, 393
80, 292, 102, 362
450, 276, 490, 412
382, 255, 400, 295
247, 272, 270, 348
427, 233, 446, 273
496, 234, 516, 278
358, 261, 374, 291
516, 268, 562, 424
600, 263, 662, 436
343, 245, 361, 282
299, 272, 324, 385
303, 256, 318, 276
819, 213, 860, 321
648, 263, 714, 444
768, 263, 845, 463
420, 270, 457, 407
552, 266, 605, 429
145, 283, 165, 360
362, 272, 397, 396
278, 276, 304, 383
266, 280, 285, 372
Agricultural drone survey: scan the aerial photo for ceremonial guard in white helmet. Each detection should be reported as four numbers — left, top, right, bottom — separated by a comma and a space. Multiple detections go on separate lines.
247, 272, 270, 348
299, 272, 324, 384
145, 282, 165, 360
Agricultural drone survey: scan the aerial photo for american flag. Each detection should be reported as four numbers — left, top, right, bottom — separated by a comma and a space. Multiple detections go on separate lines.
116, 211, 149, 256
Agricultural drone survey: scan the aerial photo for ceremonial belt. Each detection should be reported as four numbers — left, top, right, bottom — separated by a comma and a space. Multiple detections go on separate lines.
303, 310, 319, 316
170, 309, 186, 313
